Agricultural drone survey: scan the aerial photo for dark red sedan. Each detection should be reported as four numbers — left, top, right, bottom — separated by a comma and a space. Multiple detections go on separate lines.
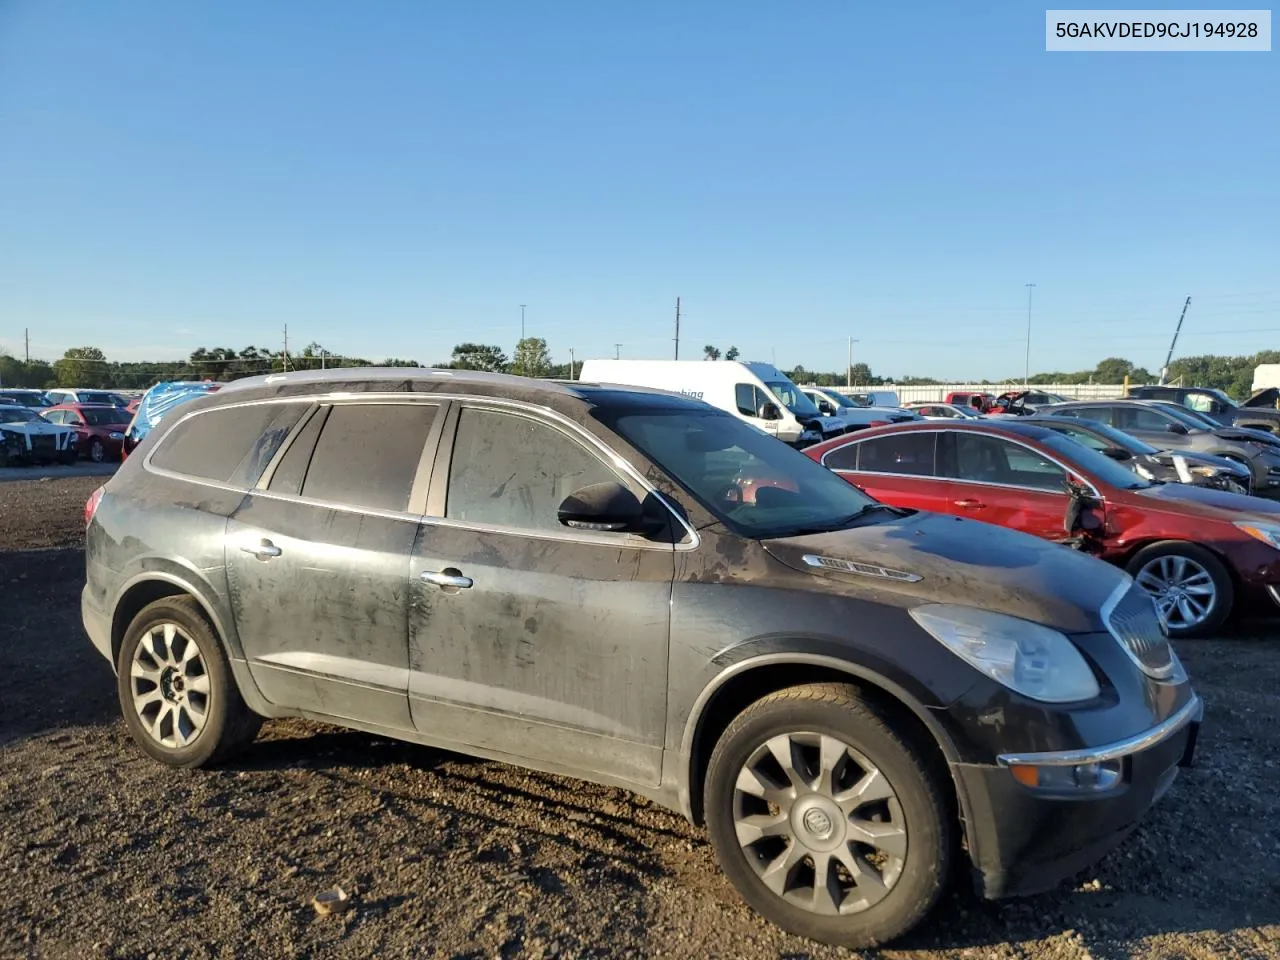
43, 404, 133, 462
805, 419, 1280, 636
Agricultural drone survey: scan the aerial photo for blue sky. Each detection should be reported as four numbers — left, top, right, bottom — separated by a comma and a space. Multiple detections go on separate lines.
0, 1, 1275, 380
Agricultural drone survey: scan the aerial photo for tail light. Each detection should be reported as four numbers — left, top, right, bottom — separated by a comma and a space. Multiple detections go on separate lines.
84, 486, 105, 527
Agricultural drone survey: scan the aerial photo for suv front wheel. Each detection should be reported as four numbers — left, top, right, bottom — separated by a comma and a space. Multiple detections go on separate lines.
117, 596, 262, 768
705, 683, 951, 949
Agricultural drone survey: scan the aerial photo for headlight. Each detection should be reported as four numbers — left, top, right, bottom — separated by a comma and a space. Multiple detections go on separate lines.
1235, 520, 1280, 550
108, 432, 124, 440
909, 604, 1100, 703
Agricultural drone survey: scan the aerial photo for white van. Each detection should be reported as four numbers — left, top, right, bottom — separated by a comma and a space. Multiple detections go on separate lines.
576, 359, 848, 446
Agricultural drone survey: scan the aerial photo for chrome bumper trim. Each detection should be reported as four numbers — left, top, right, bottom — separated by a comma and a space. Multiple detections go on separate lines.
997, 694, 1202, 768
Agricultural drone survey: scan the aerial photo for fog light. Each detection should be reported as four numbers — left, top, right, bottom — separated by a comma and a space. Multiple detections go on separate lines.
1009, 760, 1121, 793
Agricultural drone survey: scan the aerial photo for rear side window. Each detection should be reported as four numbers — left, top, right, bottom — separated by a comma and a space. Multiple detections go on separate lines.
852, 433, 936, 476
823, 442, 861, 471
299, 403, 438, 513
151, 403, 304, 487
445, 408, 619, 532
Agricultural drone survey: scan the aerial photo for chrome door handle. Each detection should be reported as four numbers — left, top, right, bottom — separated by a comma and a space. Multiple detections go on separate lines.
953, 498, 985, 509
421, 570, 473, 589
240, 539, 282, 559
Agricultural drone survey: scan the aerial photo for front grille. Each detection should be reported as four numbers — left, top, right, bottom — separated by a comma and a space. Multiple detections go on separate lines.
1107, 584, 1175, 679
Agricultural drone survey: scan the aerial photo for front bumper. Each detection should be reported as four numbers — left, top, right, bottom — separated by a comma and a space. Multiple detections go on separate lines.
957, 693, 1202, 899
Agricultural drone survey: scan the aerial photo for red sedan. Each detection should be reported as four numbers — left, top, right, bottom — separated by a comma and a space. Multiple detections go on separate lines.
805, 419, 1280, 636
43, 404, 132, 462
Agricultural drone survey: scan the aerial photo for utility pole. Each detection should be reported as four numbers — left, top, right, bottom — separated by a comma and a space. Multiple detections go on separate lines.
615, 343, 622, 360
1024, 283, 1036, 387
569, 347, 576, 380
283, 323, 289, 372
24, 328, 29, 365
1159, 296, 1192, 384
673, 297, 681, 360
321, 348, 326, 370
520, 304, 526, 342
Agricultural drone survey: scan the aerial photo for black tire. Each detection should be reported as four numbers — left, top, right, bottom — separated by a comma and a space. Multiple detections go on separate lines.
89, 439, 105, 463
1125, 541, 1233, 638
704, 683, 951, 949
116, 596, 262, 768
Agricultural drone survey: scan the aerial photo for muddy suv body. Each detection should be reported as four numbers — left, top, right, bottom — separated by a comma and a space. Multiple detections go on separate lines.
81, 368, 1201, 948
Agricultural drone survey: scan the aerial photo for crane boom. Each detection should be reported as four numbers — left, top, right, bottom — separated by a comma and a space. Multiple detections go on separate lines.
1159, 297, 1191, 385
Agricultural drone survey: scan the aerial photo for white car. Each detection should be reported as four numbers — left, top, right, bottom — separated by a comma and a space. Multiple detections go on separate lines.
904, 402, 985, 420
800, 386, 922, 431
0, 407, 79, 465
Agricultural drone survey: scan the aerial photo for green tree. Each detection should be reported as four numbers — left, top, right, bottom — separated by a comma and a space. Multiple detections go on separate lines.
381, 357, 422, 368
725, 345, 740, 361
55, 346, 108, 387
703, 345, 721, 361
511, 337, 552, 378
444, 343, 509, 372
848, 362, 874, 386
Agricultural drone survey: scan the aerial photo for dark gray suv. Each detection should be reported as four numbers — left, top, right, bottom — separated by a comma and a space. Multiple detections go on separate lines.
81, 369, 1201, 948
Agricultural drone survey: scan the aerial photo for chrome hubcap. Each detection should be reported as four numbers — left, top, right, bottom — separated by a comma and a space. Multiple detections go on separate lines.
733, 732, 907, 916
1135, 555, 1216, 629
130, 623, 210, 748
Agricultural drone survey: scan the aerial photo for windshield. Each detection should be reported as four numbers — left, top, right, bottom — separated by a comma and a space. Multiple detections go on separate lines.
1042, 419, 1159, 455
765, 381, 822, 417
599, 407, 878, 538
818, 389, 859, 409
1037, 432, 1153, 490
0, 391, 50, 407
0, 408, 41, 424
1149, 403, 1212, 430
80, 392, 125, 406
81, 408, 131, 426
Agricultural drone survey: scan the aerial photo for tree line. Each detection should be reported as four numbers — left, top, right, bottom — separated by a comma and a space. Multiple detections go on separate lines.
2, 342, 1276, 400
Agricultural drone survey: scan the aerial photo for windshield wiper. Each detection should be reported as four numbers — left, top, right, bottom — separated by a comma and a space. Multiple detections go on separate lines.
778, 503, 904, 537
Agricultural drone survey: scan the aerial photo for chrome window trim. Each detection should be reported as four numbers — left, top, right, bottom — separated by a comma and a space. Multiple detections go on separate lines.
142, 390, 699, 550
997, 693, 1201, 767
820, 427, 1102, 500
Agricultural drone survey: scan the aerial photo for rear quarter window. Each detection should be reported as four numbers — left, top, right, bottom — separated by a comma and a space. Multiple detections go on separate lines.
150, 403, 306, 488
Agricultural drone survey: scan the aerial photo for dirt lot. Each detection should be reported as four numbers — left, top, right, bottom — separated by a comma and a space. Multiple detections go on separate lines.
2, 477, 1278, 960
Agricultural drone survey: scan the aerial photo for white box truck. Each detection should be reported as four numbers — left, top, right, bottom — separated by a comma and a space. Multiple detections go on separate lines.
575, 359, 848, 446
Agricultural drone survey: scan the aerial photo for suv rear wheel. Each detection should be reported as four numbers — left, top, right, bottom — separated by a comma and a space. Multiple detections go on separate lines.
704, 683, 951, 948
117, 596, 261, 767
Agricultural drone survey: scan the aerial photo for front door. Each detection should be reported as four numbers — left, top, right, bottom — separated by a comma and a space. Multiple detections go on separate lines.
937, 432, 1094, 541
408, 403, 675, 786
226, 400, 444, 731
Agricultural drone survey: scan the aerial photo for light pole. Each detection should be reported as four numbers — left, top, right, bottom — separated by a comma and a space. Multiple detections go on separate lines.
520, 304, 526, 342
1024, 283, 1036, 387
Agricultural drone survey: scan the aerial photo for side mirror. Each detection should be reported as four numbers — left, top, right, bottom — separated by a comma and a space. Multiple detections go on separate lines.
558, 481, 644, 533
1102, 446, 1133, 461
819, 402, 834, 415
757, 402, 782, 421
1165, 423, 1189, 435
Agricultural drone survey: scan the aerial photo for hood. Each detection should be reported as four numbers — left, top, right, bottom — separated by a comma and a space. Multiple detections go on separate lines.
1211, 424, 1280, 447
761, 510, 1127, 635
1130, 481, 1280, 520
1244, 387, 1279, 408
1149, 450, 1251, 477
0, 420, 73, 436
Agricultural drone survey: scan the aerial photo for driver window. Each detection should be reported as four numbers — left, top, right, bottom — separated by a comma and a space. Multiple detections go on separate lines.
445, 408, 621, 533
735, 384, 761, 417
952, 435, 1065, 492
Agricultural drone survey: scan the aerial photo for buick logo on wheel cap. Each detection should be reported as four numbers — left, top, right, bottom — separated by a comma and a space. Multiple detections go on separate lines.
802, 807, 834, 840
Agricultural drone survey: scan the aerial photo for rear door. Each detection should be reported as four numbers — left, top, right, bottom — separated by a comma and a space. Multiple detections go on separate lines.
1110, 404, 1195, 449
225, 398, 444, 732
819, 431, 953, 513
936, 432, 1082, 539
407, 401, 676, 786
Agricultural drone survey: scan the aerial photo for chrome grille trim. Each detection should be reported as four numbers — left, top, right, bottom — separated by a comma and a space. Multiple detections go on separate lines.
1103, 580, 1176, 681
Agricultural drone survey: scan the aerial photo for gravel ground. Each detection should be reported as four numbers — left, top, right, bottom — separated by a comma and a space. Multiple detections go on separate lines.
2, 477, 1278, 960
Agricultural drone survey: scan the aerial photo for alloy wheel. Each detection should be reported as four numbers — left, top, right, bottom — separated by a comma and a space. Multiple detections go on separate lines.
1135, 554, 1217, 629
129, 622, 211, 748
732, 732, 907, 916
90, 439, 105, 462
